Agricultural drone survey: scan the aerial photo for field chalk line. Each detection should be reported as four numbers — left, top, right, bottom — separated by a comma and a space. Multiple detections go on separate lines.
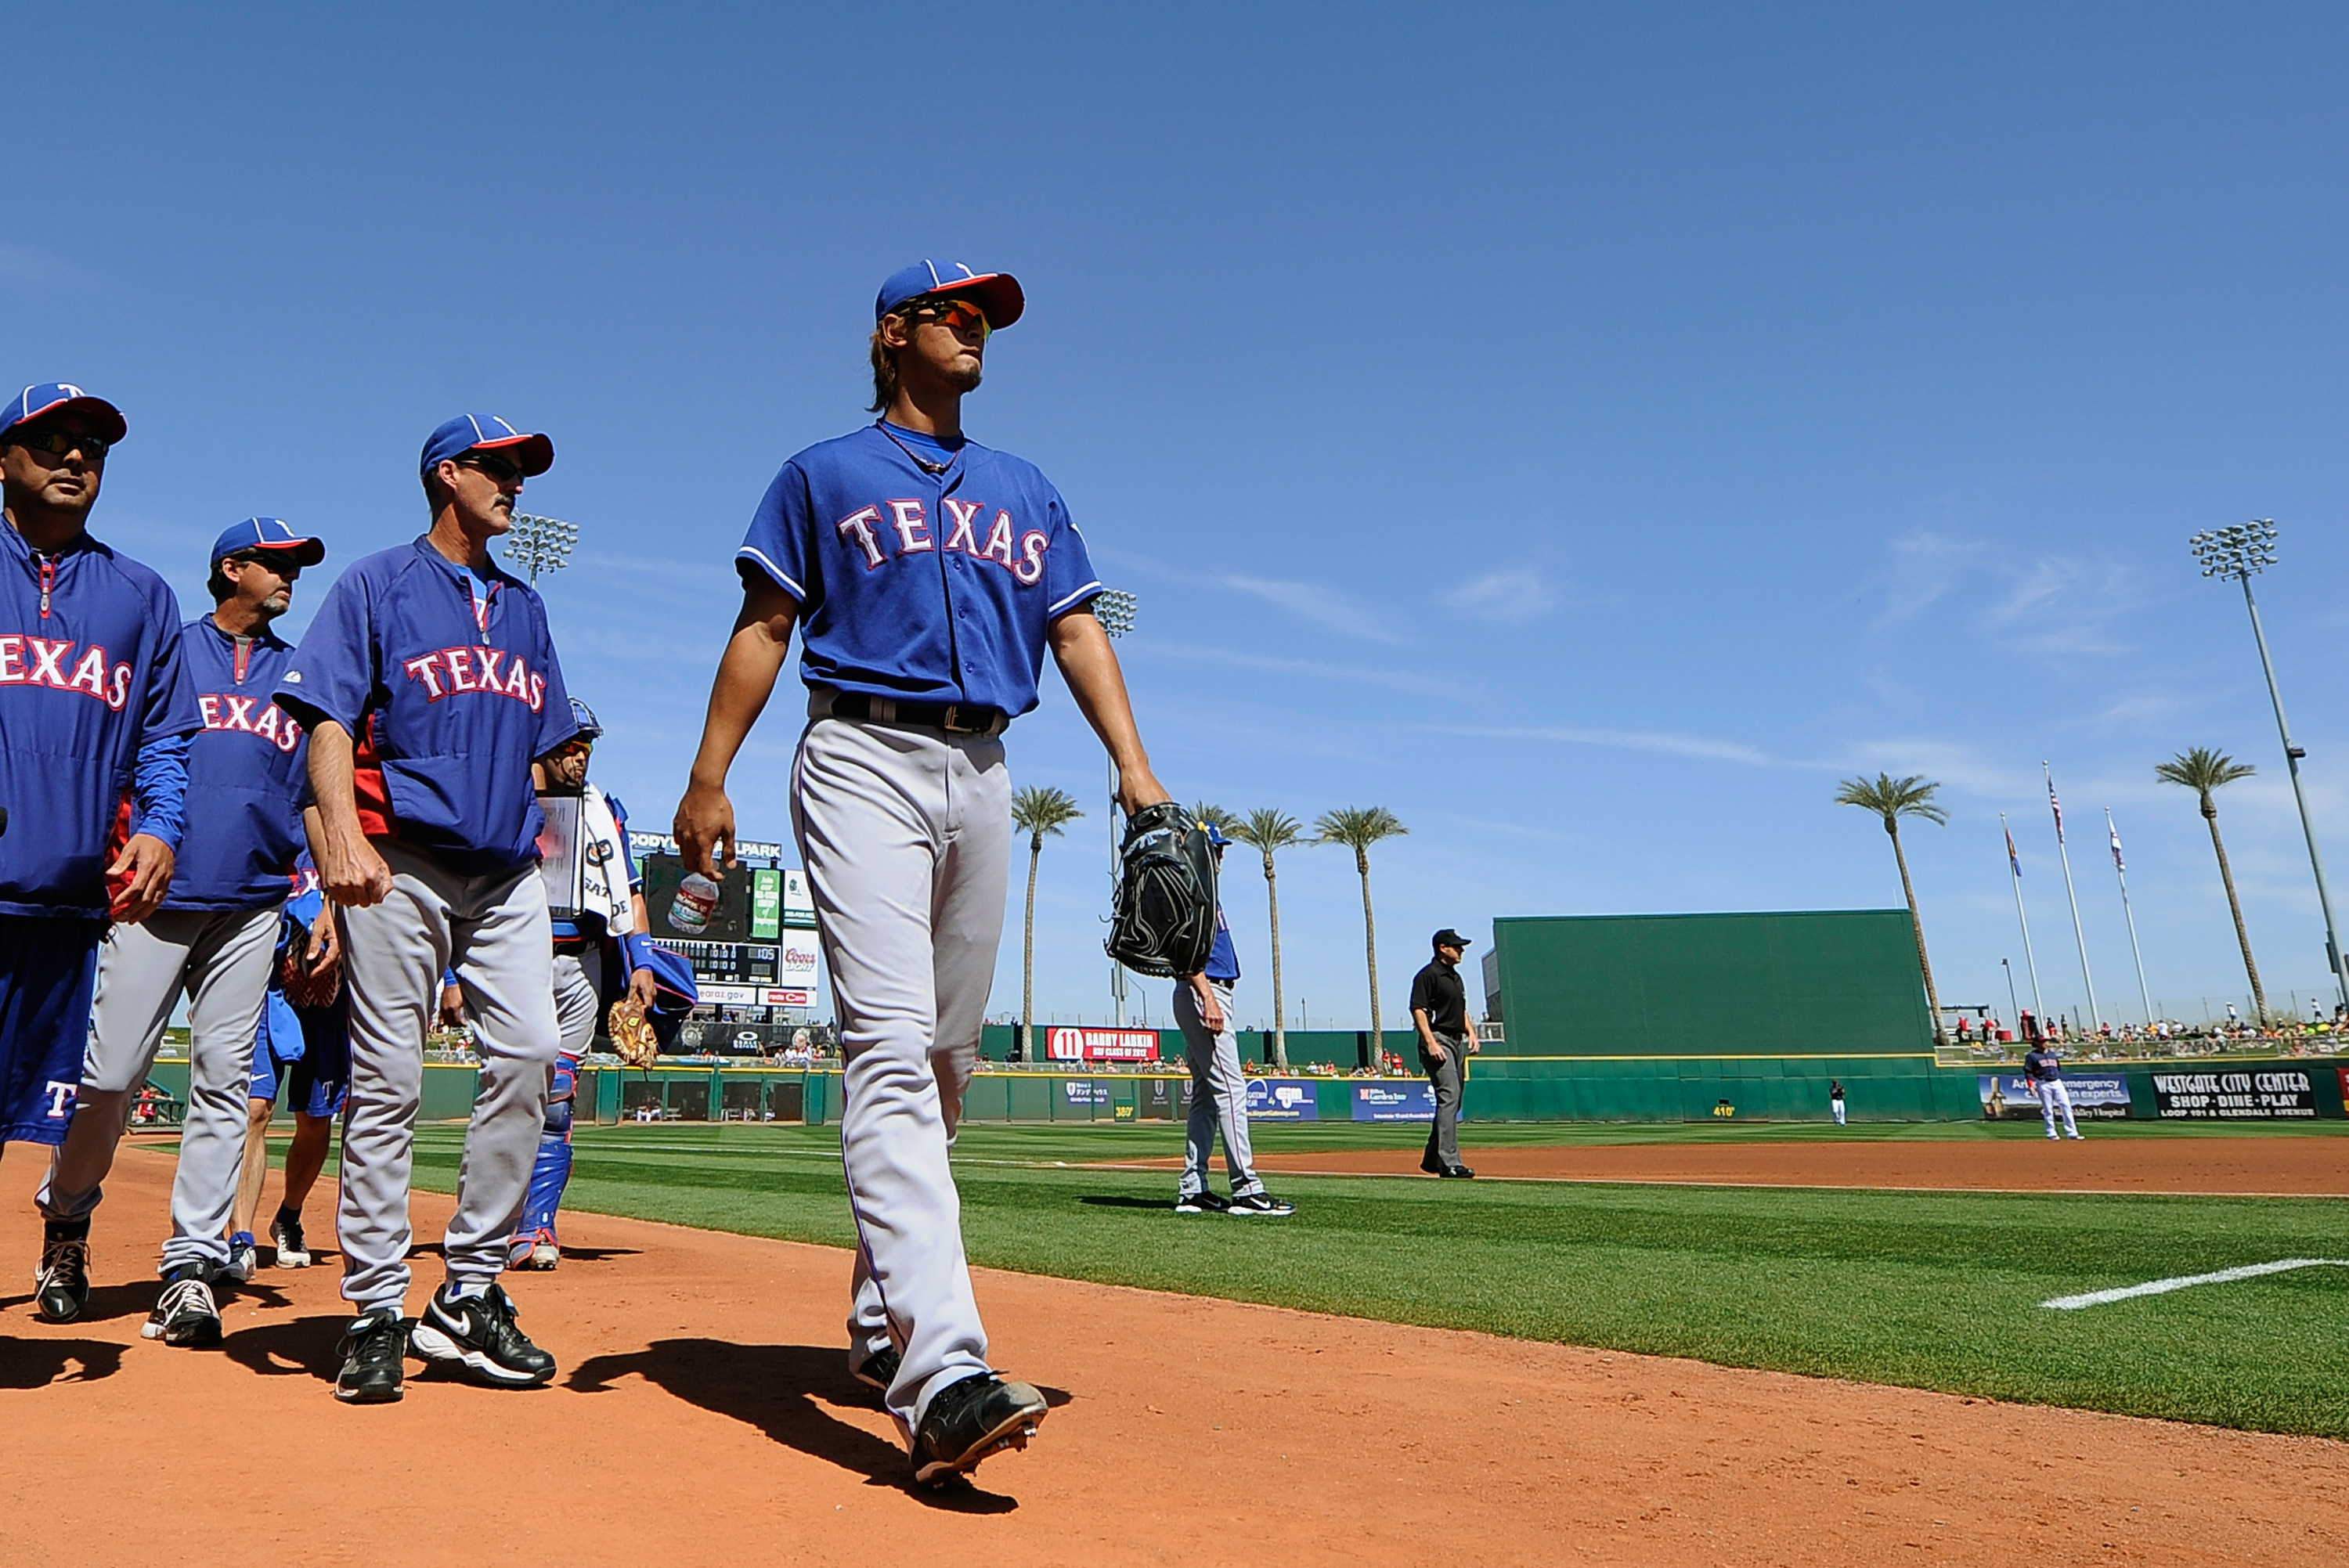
2042, 1258, 2349, 1310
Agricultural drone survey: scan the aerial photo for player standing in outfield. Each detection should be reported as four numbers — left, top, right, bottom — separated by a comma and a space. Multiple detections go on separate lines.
232, 856, 348, 1270
2, 386, 202, 1318
35, 520, 324, 1341
509, 697, 660, 1271
675, 260, 1173, 1484
1410, 928, 1480, 1179
276, 414, 576, 1404
2022, 1037, 2082, 1141
1171, 824, 1292, 1217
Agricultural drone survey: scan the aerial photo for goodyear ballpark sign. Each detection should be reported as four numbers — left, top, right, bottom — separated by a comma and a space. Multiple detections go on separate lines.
2152, 1068, 2319, 1119
1046, 1027, 1159, 1063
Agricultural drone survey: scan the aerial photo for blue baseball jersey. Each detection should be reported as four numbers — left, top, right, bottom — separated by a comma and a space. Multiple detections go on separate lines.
1204, 903, 1239, 983
0, 522, 201, 917
734, 423, 1103, 716
275, 538, 576, 876
167, 616, 308, 910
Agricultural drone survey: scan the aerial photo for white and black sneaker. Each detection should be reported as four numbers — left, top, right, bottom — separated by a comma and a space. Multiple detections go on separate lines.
335, 1310, 407, 1404
410, 1282, 556, 1388
143, 1266, 224, 1347
269, 1211, 312, 1269
1227, 1191, 1295, 1217
226, 1231, 259, 1283
1173, 1191, 1230, 1214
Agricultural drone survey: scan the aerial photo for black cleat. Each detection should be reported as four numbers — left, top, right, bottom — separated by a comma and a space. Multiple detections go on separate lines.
35, 1217, 92, 1323
912, 1373, 1049, 1485
335, 1310, 408, 1403
269, 1211, 311, 1268
851, 1344, 901, 1396
1173, 1191, 1230, 1214
143, 1267, 223, 1347
410, 1282, 555, 1388
1442, 1166, 1477, 1179
1227, 1191, 1295, 1217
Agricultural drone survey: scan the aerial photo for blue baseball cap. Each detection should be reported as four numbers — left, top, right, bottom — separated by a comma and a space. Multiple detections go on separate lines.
875, 261, 1025, 330
0, 383, 126, 444
418, 413, 554, 479
210, 517, 325, 571
1204, 821, 1232, 848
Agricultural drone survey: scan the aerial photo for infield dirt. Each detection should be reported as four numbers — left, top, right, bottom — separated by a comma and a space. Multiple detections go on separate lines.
1, 1143, 2342, 1566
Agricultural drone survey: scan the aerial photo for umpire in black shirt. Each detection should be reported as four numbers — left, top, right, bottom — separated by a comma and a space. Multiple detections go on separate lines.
1409, 928, 1480, 1177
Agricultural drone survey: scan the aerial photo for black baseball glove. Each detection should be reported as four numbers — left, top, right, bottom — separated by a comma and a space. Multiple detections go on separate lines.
1105, 802, 1218, 979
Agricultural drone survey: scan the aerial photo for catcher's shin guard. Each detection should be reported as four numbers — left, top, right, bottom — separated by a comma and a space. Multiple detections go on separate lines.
510, 1134, 575, 1265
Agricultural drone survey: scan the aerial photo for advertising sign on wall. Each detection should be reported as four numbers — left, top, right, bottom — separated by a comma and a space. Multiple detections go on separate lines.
1979, 1073, 2131, 1120
2152, 1069, 2319, 1119
1245, 1078, 1319, 1120
1352, 1082, 1437, 1122
1062, 1080, 1114, 1108
1046, 1027, 1160, 1062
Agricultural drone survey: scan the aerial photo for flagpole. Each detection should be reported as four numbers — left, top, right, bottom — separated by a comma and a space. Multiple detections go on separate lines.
2000, 812, 2047, 1022
2045, 761, 2101, 1030
2105, 808, 2156, 1029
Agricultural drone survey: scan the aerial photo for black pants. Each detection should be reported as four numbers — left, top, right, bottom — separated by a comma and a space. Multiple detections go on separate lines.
1420, 1034, 1466, 1170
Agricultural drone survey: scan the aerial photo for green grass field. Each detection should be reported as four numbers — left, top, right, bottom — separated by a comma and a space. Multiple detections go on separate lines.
390, 1119, 2349, 1440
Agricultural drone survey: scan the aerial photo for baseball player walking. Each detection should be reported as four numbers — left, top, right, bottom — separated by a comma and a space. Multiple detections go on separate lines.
276, 414, 576, 1404
1410, 929, 1480, 1178
2, 386, 203, 1323
2022, 1039, 2082, 1141
510, 697, 659, 1270
676, 260, 1172, 1484
1172, 824, 1291, 1216
35, 519, 325, 1343
232, 856, 348, 1271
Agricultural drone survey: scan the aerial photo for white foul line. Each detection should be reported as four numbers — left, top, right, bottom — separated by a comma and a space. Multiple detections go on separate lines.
2042, 1258, 2349, 1310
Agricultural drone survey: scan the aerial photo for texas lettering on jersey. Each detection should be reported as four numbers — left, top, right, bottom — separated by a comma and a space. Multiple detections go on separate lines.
0, 634, 135, 710
197, 691, 302, 753
834, 497, 1052, 586
400, 646, 550, 711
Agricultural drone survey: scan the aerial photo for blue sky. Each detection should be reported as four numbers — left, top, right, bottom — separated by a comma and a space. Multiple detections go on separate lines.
13, 5, 2349, 1030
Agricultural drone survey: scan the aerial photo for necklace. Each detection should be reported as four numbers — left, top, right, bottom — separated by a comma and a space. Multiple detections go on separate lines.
875, 420, 954, 476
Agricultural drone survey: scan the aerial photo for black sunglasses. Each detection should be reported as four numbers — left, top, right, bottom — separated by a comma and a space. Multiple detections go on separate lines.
7, 427, 111, 463
456, 451, 526, 483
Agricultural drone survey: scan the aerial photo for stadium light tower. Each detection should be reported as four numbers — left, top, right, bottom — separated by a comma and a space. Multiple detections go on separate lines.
503, 513, 579, 585
2190, 520, 2348, 1012
1095, 588, 1140, 1026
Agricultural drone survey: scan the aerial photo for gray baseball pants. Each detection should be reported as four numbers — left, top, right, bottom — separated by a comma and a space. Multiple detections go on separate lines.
792, 713, 1009, 1439
553, 950, 601, 1056
1422, 1032, 1467, 1170
37, 905, 281, 1276
1171, 979, 1263, 1199
337, 839, 558, 1314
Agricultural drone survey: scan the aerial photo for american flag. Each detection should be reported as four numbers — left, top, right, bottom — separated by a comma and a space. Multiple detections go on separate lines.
2048, 776, 2066, 843
2109, 818, 2126, 874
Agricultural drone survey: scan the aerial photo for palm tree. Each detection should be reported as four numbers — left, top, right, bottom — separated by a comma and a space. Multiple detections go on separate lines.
1009, 785, 1084, 1061
1315, 806, 1409, 1053
1834, 773, 1950, 1046
1190, 801, 1237, 834
2156, 747, 2266, 1022
1229, 809, 1305, 1069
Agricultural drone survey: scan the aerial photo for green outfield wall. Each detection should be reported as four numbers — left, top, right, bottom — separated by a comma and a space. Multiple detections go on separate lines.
1491, 910, 1936, 1058
136, 1052, 2349, 1126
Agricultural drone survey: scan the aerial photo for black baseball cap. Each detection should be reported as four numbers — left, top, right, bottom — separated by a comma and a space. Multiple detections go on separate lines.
1432, 928, 1470, 950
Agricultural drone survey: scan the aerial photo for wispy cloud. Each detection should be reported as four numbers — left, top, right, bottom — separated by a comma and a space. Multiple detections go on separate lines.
1434, 722, 1778, 767
0, 241, 79, 288
1442, 571, 1555, 623
1135, 639, 1449, 697
1873, 528, 2163, 656
1218, 575, 1409, 645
